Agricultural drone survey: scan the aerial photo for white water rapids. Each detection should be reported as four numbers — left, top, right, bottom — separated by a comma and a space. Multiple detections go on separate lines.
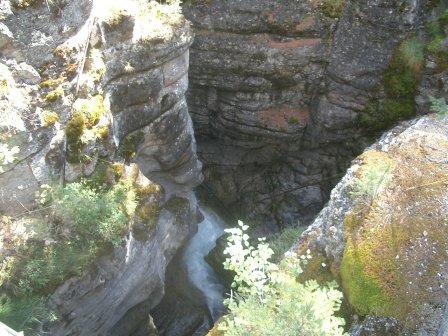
181, 207, 227, 322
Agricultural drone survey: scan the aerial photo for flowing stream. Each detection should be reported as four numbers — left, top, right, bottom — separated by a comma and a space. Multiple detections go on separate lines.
181, 207, 227, 322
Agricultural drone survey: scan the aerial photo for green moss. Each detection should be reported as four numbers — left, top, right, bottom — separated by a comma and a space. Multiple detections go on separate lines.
340, 146, 448, 325
120, 131, 144, 162
45, 87, 64, 102
72, 95, 105, 128
164, 196, 190, 223
39, 77, 65, 89
362, 40, 420, 131
299, 254, 335, 286
66, 112, 85, 163
287, 117, 300, 125
340, 245, 393, 316
0, 79, 9, 99
95, 126, 110, 140
112, 163, 125, 180
360, 37, 422, 132
10, 0, 39, 8
42, 110, 59, 127
65, 96, 106, 163
321, 0, 346, 18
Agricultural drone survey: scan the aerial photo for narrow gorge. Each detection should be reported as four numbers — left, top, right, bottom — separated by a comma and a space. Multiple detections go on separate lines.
1, 0, 448, 335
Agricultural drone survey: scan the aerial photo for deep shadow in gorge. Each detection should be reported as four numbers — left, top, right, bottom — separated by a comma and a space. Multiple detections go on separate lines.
182, 0, 421, 230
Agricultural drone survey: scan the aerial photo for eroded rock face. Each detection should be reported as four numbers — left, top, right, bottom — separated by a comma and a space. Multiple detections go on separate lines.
1, 1, 204, 334
47, 5, 204, 336
184, 0, 420, 229
101, 13, 203, 200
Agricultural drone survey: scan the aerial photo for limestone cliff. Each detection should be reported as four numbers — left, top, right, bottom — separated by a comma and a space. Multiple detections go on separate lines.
292, 115, 448, 335
0, 0, 202, 334
183, 0, 425, 229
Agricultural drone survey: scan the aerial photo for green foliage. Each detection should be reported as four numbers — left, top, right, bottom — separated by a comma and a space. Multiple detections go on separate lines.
1, 176, 139, 332
14, 242, 93, 296
321, 0, 346, 18
223, 221, 278, 300
287, 117, 300, 126
350, 162, 393, 203
219, 221, 346, 336
429, 96, 448, 120
269, 226, 305, 262
0, 296, 53, 334
53, 181, 136, 247
0, 143, 19, 173
399, 37, 425, 72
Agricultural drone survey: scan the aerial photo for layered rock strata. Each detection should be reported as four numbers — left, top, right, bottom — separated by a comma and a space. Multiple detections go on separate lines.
1, 1, 203, 334
48, 3, 204, 335
184, 0, 420, 229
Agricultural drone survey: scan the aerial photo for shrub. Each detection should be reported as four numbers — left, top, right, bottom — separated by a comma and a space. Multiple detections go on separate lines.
218, 221, 346, 336
0, 176, 140, 332
269, 226, 305, 262
350, 161, 393, 204
399, 37, 425, 72
53, 181, 136, 247
429, 96, 448, 120
0, 296, 52, 335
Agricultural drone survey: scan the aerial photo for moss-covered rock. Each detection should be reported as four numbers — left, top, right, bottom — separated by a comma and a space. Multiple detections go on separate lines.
341, 136, 448, 324
292, 116, 448, 333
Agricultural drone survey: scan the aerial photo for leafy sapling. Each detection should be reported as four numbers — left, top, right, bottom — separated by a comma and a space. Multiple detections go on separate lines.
0, 143, 20, 173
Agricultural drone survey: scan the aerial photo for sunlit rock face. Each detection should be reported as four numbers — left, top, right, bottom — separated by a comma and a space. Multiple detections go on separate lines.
292, 116, 448, 335
44, 2, 204, 335
184, 0, 419, 230
102, 10, 203, 200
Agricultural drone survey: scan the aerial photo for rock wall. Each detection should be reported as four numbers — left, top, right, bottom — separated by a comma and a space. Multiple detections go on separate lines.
48, 3, 204, 335
183, 0, 420, 229
1, 1, 203, 334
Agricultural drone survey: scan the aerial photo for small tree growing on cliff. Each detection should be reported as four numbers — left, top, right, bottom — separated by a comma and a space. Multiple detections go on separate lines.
218, 221, 347, 336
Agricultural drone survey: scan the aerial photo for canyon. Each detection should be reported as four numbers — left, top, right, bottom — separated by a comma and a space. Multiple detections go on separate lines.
0, 0, 448, 335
